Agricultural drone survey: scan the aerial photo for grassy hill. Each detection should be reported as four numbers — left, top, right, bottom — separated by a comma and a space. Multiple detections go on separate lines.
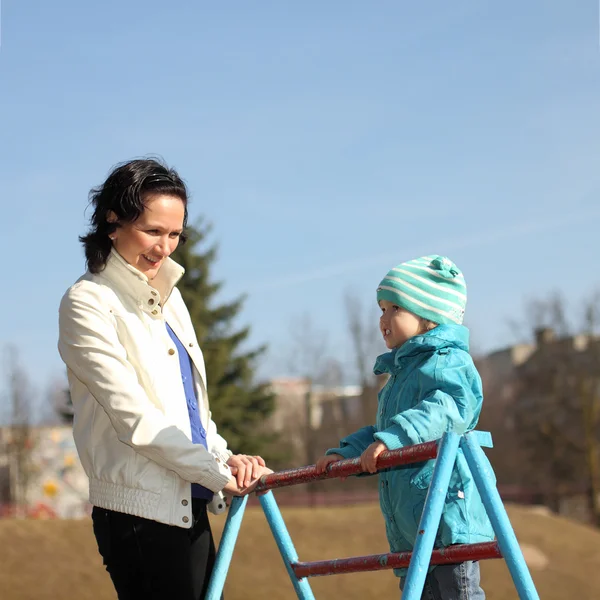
1, 503, 599, 599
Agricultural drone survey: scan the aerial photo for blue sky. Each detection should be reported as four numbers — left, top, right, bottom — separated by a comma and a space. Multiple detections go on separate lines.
1, 1, 599, 404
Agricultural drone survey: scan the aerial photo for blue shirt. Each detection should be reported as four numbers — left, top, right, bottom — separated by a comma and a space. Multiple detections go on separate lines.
166, 323, 213, 501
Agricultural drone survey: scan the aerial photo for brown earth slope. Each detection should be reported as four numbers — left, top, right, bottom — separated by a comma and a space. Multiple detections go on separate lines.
1, 503, 598, 599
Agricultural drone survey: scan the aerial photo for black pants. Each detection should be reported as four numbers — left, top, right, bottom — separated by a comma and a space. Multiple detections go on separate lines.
92, 499, 222, 600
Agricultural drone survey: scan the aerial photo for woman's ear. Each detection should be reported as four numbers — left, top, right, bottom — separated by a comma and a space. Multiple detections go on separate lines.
106, 211, 119, 242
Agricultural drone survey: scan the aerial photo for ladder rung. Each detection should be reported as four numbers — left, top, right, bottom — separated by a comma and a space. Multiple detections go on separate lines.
292, 541, 502, 578
255, 441, 439, 492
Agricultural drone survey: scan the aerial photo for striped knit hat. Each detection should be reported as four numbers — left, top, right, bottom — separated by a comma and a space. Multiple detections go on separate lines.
376, 255, 467, 325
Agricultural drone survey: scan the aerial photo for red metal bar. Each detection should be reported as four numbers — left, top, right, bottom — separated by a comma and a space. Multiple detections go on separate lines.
255, 441, 439, 492
292, 542, 502, 578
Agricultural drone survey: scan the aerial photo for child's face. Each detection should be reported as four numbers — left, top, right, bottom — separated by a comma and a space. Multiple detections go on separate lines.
379, 300, 423, 349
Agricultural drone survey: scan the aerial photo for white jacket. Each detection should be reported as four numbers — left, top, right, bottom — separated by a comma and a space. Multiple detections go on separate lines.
58, 248, 233, 528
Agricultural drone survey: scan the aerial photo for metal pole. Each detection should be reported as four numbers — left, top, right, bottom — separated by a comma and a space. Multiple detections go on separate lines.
402, 432, 461, 600
205, 495, 248, 600
255, 441, 439, 493
292, 541, 501, 578
259, 491, 316, 600
462, 432, 540, 600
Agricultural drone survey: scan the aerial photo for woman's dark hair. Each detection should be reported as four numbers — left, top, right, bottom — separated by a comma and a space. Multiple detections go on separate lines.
80, 158, 189, 273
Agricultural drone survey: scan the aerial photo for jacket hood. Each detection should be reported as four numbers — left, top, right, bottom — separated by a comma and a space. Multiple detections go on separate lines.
374, 324, 470, 375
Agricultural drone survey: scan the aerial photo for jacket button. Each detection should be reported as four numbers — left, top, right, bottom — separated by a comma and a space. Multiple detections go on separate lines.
188, 342, 194, 347
148, 298, 155, 305
182, 516, 189, 523
151, 290, 157, 296
181, 499, 188, 506
168, 349, 175, 355
151, 310, 158, 315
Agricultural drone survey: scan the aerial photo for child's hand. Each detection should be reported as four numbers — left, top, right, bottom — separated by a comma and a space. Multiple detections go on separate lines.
360, 441, 388, 474
315, 453, 343, 474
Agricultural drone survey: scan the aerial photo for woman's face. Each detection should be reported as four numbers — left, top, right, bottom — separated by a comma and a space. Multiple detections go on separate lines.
111, 194, 185, 280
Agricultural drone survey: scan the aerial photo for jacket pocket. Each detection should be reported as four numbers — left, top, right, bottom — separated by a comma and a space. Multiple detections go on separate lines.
132, 451, 165, 493
409, 461, 434, 490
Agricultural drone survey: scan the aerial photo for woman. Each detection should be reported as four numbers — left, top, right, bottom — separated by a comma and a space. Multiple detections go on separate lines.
58, 158, 270, 599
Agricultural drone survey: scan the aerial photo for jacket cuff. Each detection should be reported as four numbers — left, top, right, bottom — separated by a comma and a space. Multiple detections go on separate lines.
325, 446, 360, 459
373, 425, 413, 450
212, 447, 233, 464
199, 466, 232, 493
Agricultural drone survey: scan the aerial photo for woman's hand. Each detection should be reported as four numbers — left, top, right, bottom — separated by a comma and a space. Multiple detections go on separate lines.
242, 465, 273, 496
360, 441, 388, 473
222, 477, 245, 497
227, 454, 267, 488
221, 465, 273, 497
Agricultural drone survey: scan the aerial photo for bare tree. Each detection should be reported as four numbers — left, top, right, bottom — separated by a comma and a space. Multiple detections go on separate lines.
287, 312, 330, 380
279, 301, 386, 500
580, 294, 600, 525
345, 290, 385, 424
3, 347, 35, 517
284, 313, 342, 501
476, 359, 527, 490
48, 378, 73, 425
507, 291, 571, 344
510, 293, 600, 525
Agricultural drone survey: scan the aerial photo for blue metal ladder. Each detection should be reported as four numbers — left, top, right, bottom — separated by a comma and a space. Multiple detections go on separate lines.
205, 431, 540, 600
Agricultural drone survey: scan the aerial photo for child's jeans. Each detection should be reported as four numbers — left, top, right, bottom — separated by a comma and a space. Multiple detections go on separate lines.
399, 561, 485, 600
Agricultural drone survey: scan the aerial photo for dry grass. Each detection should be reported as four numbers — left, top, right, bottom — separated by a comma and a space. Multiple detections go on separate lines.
1, 503, 599, 599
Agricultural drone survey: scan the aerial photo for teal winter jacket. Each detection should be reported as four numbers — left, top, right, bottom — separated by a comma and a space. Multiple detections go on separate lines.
326, 324, 494, 575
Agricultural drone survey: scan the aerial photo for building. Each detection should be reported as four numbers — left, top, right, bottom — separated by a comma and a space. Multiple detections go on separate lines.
0, 425, 89, 519
267, 377, 363, 465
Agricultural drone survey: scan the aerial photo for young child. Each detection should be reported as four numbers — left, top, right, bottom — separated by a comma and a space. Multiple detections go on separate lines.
316, 255, 493, 599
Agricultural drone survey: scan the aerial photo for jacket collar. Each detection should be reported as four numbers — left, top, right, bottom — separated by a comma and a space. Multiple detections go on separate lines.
99, 248, 185, 308
374, 324, 470, 375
